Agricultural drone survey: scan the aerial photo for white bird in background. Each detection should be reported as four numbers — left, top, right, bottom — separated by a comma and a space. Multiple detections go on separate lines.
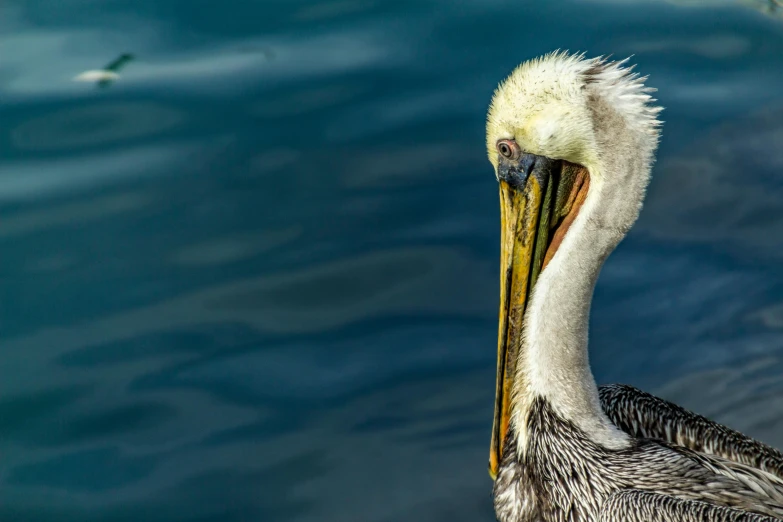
72, 53, 134, 87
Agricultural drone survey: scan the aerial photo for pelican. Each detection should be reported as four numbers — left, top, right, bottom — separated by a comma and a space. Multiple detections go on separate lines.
487, 51, 783, 522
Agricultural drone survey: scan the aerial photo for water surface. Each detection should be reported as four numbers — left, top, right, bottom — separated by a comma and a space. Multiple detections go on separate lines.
2, 1, 783, 520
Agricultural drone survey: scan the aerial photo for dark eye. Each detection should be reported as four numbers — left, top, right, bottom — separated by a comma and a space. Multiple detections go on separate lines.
497, 139, 519, 160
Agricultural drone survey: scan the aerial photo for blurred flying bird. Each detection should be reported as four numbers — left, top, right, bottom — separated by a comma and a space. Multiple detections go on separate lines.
73, 53, 135, 88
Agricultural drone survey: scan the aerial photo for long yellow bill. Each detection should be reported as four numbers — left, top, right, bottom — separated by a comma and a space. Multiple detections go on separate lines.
489, 157, 589, 479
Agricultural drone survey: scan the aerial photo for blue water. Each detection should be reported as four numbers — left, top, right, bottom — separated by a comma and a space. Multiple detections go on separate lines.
2, 0, 783, 520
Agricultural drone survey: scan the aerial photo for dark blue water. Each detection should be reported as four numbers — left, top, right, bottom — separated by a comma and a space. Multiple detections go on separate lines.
2, 0, 783, 520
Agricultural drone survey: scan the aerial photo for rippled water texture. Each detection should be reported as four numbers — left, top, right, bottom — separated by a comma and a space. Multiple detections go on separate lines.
2, 1, 783, 520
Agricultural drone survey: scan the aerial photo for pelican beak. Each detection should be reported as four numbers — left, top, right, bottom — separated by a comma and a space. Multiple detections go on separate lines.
489, 154, 589, 480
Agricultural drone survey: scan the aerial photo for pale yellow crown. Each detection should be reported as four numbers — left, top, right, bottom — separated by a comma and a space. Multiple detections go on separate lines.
486, 51, 662, 174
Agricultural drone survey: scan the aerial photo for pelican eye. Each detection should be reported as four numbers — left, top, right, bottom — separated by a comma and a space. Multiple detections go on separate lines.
497, 139, 520, 161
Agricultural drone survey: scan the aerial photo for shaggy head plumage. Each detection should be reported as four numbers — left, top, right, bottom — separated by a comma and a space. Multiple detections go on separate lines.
486, 51, 662, 177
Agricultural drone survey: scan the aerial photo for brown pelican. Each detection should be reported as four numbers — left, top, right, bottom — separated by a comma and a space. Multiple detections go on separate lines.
487, 51, 783, 522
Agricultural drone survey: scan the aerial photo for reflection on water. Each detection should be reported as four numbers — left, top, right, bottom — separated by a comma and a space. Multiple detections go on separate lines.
667, 0, 783, 20
639, 105, 783, 260
2, 0, 783, 521
625, 34, 752, 58
11, 101, 185, 151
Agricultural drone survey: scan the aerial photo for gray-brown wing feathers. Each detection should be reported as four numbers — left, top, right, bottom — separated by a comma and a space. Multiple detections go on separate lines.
599, 384, 783, 480
600, 489, 781, 522
683, 449, 783, 506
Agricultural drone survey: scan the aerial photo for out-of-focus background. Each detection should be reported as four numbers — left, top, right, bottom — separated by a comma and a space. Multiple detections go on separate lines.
2, 0, 783, 520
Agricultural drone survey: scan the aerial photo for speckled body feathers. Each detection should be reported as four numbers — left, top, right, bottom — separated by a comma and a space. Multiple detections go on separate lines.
493, 396, 783, 522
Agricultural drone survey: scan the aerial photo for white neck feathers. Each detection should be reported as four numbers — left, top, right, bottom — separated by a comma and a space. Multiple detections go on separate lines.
513, 173, 632, 451
506, 54, 662, 452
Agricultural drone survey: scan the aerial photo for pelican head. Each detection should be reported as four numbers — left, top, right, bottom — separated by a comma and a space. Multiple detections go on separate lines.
487, 51, 662, 479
